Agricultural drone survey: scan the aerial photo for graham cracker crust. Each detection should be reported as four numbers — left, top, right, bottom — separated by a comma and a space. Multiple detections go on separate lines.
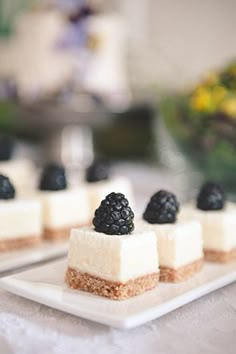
204, 248, 236, 263
160, 258, 203, 283
65, 268, 159, 300
0, 235, 41, 252
44, 223, 89, 241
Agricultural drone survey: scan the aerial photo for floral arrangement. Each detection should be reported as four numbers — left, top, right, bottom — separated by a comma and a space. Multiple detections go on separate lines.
189, 61, 236, 118
160, 60, 236, 194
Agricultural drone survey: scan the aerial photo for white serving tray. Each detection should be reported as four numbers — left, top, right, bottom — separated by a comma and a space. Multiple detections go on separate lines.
0, 242, 68, 274
0, 258, 235, 329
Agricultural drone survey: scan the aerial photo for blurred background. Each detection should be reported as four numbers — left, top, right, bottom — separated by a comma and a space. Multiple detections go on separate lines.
0, 0, 236, 202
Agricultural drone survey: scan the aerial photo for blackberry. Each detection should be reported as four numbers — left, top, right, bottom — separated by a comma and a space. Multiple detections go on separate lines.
86, 160, 109, 183
0, 174, 15, 199
197, 181, 225, 211
143, 190, 179, 224
93, 192, 134, 235
39, 163, 67, 191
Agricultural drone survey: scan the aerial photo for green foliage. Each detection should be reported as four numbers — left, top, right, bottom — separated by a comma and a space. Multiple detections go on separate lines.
0, 101, 16, 132
160, 94, 236, 193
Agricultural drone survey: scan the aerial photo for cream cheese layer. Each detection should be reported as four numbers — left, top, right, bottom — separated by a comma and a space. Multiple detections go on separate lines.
180, 203, 236, 252
0, 199, 42, 239
38, 187, 90, 229
138, 220, 203, 269
67, 227, 159, 283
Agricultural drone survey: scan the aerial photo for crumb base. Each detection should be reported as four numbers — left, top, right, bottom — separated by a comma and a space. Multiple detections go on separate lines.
0, 235, 41, 252
65, 268, 159, 300
44, 223, 89, 241
204, 248, 236, 263
160, 258, 203, 283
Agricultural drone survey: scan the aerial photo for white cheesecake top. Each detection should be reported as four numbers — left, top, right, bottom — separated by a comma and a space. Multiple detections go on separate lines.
67, 227, 158, 283
180, 202, 236, 251
0, 198, 42, 239
138, 219, 203, 269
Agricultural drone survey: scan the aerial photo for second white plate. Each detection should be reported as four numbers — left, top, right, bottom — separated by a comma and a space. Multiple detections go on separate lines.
0, 258, 235, 328
0, 241, 68, 274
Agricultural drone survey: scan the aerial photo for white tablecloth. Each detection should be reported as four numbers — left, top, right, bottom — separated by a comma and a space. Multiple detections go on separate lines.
0, 283, 236, 354
0, 164, 235, 353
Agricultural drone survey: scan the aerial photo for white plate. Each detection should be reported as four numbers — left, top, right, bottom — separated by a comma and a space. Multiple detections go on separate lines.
0, 242, 68, 273
0, 259, 236, 329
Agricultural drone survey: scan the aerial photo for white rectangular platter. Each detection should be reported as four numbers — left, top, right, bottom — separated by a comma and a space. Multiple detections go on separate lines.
0, 242, 68, 273
0, 258, 235, 329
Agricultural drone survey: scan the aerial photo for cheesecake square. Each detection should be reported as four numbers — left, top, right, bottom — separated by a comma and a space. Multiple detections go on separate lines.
0, 199, 42, 252
65, 227, 159, 300
140, 220, 203, 282
181, 203, 236, 262
39, 187, 90, 241
140, 190, 203, 282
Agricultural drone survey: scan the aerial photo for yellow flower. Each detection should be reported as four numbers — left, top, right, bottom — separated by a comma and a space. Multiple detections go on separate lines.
190, 84, 228, 113
221, 98, 236, 117
190, 87, 213, 112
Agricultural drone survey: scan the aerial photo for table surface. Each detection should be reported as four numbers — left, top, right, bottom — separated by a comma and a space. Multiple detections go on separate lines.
0, 164, 235, 354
